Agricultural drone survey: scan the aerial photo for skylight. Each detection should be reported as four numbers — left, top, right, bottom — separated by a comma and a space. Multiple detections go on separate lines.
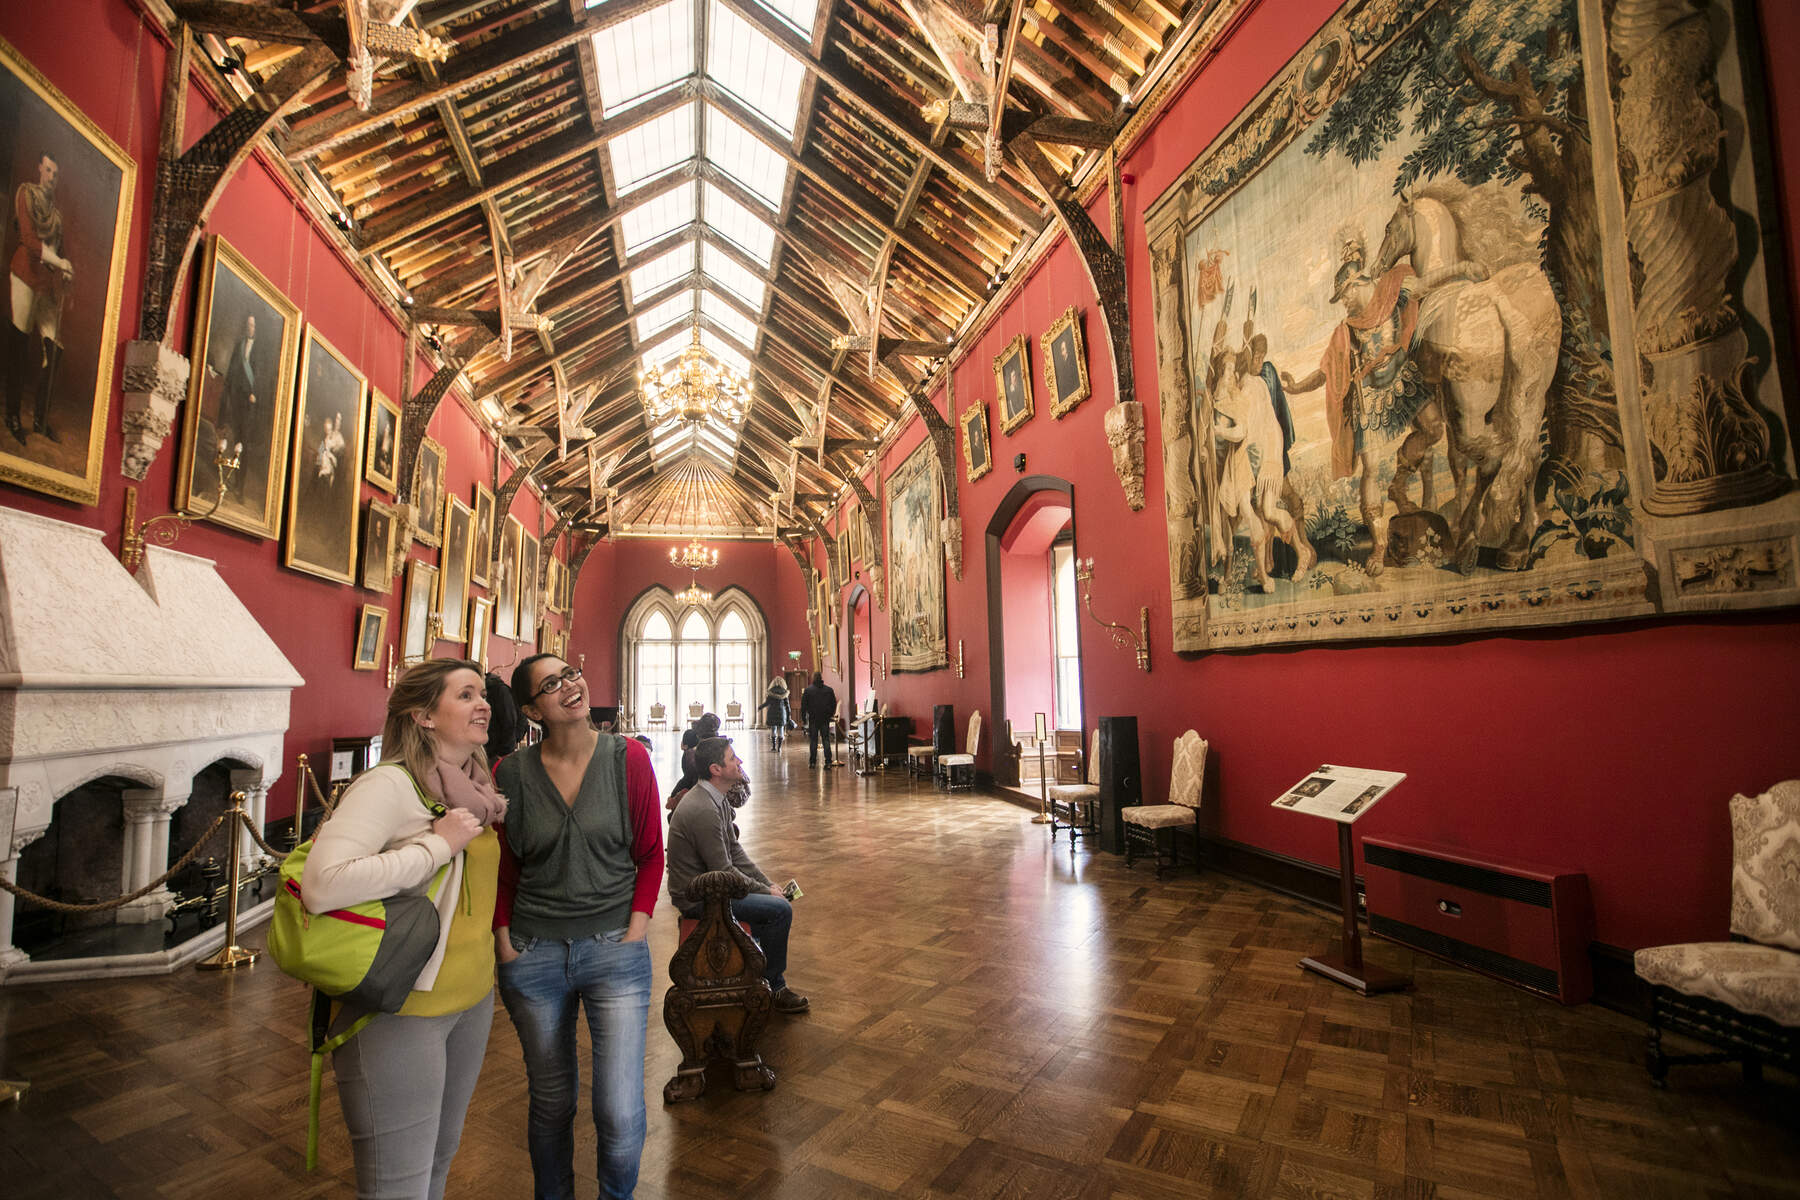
591, 0, 695, 115
698, 328, 752, 377
706, 2, 805, 136
701, 290, 758, 344
640, 327, 695, 374
608, 101, 696, 194
628, 243, 696, 300
705, 108, 788, 210
752, 0, 820, 36
701, 243, 768, 310
636, 291, 696, 342
700, 184, 776, 264
620, 181, 696, 254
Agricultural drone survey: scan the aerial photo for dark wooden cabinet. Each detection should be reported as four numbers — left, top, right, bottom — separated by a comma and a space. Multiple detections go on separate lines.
1096, 716, 1141, 855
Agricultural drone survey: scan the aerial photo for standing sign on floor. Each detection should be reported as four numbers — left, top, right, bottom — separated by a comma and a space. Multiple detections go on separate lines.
1271, 764, 1408, 995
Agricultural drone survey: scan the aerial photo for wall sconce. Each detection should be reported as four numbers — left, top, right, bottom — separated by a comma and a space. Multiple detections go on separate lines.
852, 632, 885, 683
120, 444, 240, 572
954, 638, 965, 679
1075, 557, 1150, 673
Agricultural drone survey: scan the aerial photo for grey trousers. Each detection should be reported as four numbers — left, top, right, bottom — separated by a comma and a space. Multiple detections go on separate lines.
331, 990, 495, 1200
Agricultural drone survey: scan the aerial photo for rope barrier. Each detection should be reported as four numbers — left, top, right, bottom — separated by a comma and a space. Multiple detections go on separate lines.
0, 809, 238, 913
0, 800, 290, 915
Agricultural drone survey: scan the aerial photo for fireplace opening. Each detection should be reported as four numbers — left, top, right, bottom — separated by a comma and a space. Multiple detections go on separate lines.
168, 759, 249, 899
13, 775, 132, 954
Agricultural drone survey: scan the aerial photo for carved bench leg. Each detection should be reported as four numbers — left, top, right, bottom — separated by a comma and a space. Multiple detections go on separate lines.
664, 1068, 708, 1104
662, 990, 711, 1103
733, 1057, 776, 1092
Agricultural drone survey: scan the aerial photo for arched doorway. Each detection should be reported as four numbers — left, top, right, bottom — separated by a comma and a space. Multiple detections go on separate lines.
619, 585, 768, 728
843, 583, 871, 720
985, 476, 1082, 786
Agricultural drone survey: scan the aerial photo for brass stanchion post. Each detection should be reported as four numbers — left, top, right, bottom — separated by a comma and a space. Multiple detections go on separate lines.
1031, 738, 1053, 824
197, 791, 259, 972
291, 753, 308, 849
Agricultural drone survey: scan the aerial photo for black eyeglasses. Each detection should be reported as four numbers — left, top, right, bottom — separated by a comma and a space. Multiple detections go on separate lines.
532, 665, 583, 699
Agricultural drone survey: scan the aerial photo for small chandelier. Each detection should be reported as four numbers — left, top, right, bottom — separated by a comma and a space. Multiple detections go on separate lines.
640, 328, 750, 428
669, 539, 719, 570
674, 570, 712, 609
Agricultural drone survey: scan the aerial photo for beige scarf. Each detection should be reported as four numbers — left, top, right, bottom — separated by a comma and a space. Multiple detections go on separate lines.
430, 754, 507, 826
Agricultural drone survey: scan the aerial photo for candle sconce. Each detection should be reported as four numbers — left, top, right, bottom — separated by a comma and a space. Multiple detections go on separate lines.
852, 632, 885, 683
385, 644, 398, 687
954, 638, 965, 678
120, 445, 241, 572
1075, 557, 1150, 673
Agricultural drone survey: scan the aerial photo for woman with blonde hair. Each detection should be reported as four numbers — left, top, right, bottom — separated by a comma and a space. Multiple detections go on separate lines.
301, 658, 507, 1199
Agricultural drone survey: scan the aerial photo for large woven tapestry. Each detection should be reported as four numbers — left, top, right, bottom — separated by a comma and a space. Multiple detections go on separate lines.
1145, 0, 1800, 651
886, 441, 949, 670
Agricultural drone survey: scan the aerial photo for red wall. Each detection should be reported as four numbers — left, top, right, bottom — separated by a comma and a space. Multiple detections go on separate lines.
1, 0, 568, 822
813, 0, 1800, 951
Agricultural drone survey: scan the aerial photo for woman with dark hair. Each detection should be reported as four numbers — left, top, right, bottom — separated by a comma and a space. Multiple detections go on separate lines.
300, 659, 505, 1199
493, 653, 664, 1200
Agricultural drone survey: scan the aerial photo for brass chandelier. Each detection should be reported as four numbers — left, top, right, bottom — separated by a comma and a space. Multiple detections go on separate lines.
668, 539, 720, 570
640, 328, 751, 428
674, 569, 713, 609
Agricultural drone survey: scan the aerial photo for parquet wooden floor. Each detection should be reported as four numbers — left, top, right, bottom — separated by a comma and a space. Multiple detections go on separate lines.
2, 736, 1795, 1198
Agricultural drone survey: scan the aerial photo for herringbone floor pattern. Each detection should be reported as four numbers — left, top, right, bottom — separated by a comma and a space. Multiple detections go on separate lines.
2, 736, 1795, 1197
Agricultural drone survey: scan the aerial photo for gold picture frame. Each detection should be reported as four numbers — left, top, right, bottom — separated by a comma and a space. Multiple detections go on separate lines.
518, 530, 541, 651
470, 480, 495, 586
401, 557, 439, 662
353, 604, 389, 671
960, 399, 992, 482
412, 435, 446, 547
494, 514, 523, 640
994, 333, 1034, 434
284, 325, 368, 585
439, 494, 473, 642
0, 37, 135, 506
468, 595, 492, 669
360, 499, 399, 592
365, 387, 400, 493
1041, 306, 1091, 419
175, 234, 301, 538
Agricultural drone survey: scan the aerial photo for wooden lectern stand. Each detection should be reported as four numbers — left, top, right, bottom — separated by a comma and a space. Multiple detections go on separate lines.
1300, 821, 1410, 995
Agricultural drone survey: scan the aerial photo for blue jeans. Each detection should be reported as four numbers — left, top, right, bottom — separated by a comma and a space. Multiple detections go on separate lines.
498, 932, 652, 1200
730, 891, 793, 991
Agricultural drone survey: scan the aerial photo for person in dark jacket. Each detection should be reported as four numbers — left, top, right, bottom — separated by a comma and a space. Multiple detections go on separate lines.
799, 673, 838, 768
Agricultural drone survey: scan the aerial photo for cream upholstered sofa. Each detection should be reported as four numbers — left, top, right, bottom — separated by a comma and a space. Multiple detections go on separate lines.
1634, 780, 1800, 1085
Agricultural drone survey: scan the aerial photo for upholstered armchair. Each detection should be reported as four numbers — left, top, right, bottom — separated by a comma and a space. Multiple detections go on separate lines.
1634, 780, 1800, 1086
1047, 729, 1101, 846
937, 711, 982, 791
1120, 731, 1207, 877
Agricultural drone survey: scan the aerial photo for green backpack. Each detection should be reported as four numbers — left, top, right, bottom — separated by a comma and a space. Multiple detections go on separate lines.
268, 767, 451, 1169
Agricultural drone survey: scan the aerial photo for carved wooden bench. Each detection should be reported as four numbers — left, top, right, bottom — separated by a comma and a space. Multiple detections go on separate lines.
662, 869, 777, 1103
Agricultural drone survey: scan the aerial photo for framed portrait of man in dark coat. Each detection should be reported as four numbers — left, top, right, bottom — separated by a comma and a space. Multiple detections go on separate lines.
175, 235, 300, 538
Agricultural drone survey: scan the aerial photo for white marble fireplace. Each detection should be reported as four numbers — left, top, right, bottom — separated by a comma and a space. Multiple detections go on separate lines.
0, 508, 302, 981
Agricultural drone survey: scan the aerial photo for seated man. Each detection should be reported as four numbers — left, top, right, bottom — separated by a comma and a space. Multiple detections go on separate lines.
666, 736, 809, 1014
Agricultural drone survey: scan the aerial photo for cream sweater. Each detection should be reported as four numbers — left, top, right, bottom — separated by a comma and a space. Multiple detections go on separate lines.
299, 763, 464, 992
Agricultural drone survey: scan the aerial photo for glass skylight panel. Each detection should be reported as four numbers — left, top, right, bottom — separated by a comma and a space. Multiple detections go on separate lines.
608, 101, 697, 195
628, 243, 695, 301
635, 291, 695, 342
698, 328, 752, 377
705, 109, 788, 211
700, 184, 776, 264
620, 181, 696, 254
591, 0, 694, 115
701, 290, 758, 344
701, 245, 768, 310
706, 3, 805, 136
640, 327, 693, 374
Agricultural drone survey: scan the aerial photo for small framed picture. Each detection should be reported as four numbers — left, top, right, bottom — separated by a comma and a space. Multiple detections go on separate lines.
960, 400, 991, 482
439, 494, 473, 642
1041, 306, 1091, 419
470, 480, 495, 587
353, 604, 388, 671
365, 387, 400, 493
994, 333, 1033, 434
360, 499, 399, 592
468, 595, 492, 670
412, 435, 446, 547
401, 558, 439, 662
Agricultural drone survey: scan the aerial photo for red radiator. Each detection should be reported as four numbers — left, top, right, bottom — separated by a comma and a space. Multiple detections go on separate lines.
1362, 837, 1593, 1004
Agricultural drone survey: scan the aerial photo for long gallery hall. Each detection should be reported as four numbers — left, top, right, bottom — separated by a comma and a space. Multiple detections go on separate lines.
5, 0, 1800, 1195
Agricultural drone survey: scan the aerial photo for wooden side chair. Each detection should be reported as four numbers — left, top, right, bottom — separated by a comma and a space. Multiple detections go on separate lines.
1121, 730, 1207, 877
724, 699, 744, 728
662, 870, 777, 1103
1048, 728, 1101, 846
1635, 780, 1800, 1086
937, 711, 983, 791
687, 700, 705, 723
647, 701, 668, 731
